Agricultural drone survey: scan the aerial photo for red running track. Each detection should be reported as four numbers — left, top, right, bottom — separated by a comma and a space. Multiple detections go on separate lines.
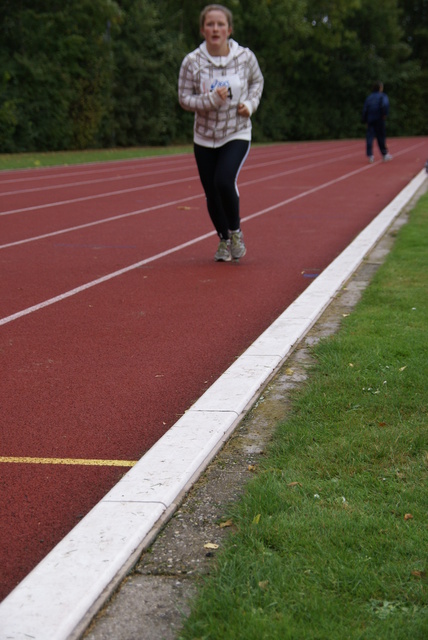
1, 138, 427, 601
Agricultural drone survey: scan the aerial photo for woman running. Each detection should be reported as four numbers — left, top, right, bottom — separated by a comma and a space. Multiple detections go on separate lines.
178, 4, 264, 261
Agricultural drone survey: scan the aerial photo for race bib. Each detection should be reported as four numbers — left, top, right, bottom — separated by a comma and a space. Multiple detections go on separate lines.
201, 73, 242, 104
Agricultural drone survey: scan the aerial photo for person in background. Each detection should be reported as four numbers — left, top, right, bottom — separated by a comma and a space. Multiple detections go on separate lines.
362, 81, 392, 164
178, 4, 264, 262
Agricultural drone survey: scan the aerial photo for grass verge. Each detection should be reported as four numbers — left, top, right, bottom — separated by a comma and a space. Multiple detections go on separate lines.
0, 145, 192, 171
178, 193, 428, 639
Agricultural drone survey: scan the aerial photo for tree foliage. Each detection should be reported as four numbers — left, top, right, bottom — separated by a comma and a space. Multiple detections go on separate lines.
0, 0, 426, 152
0, 0, 122, 151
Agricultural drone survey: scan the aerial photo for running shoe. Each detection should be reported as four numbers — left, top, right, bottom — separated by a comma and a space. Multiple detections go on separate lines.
230, 230, 246, 260
383, 153, 393, 162
214, 239, 232, 262
368, 155, 374, 163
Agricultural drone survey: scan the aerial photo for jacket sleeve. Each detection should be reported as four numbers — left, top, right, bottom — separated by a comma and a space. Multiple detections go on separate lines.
241, 51, 264, 117
178, 55, 223, 112
381, 94, 390, 117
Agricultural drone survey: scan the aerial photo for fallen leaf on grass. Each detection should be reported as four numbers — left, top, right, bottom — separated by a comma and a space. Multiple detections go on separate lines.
404, 513, 414, 521
285, 368, 294, 376
287, 482, 302, 488
219, 519, 233, 529
253, 514, 261, 525
204, 543, 219, 550
248, 464, 257, 472
411, 570, 426, 579
258, 580, 269, 590
399, 366, 407, 372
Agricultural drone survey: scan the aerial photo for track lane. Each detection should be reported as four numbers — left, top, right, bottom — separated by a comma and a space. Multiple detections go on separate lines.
1, 139, 420, 316
0, 141, 356, 215
1, 139, 427, 602
0, 153, 195, 188
1, 147, 363, 316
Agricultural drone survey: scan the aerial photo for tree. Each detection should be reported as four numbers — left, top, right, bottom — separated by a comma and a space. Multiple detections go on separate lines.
395, 0, 428, 134
106, 0, 187, 147
0, 0, 121, 151
0, 0, 426, 151
229, 0, 313, 141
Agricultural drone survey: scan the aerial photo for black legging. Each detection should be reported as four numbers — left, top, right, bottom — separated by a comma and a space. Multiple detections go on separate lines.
194, 140, 250, 240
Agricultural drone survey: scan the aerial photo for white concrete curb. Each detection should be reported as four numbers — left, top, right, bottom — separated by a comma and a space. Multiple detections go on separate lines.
0, 169, 426, 640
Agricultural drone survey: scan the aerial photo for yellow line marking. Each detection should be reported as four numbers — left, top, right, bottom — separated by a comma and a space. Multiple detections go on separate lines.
0, 457, 137, 467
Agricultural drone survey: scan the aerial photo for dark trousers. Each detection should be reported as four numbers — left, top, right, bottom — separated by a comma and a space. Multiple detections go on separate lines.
366, 119, 388, 157
194, 140, 250, 240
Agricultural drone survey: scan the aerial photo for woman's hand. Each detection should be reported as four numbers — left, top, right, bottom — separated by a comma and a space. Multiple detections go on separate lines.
213, 89, 250, 117
237, 103, 250, 117
215, 86, 228, 101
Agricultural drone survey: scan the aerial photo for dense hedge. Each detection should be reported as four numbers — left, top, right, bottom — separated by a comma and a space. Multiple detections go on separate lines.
1, 0, 427, 152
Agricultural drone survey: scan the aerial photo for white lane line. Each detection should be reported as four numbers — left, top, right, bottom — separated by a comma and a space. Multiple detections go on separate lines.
0, 146, 354, 212
0, 153, 193, 185
0, 140, 354, 186
1, 138, 424, 223
0, 193, 203, 250
0, 150, 362, 249
0, 143, 357, 196
0, 166, 196, 197
0, 156, 380, 326
0, 169, 425, 640
0, 230, 216, 326
0, 175, 200, 216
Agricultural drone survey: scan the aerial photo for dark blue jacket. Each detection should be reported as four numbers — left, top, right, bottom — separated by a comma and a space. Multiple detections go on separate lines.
362, 91, 390, 124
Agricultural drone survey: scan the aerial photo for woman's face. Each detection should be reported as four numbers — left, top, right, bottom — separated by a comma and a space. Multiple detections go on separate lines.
201, 10, 232, 55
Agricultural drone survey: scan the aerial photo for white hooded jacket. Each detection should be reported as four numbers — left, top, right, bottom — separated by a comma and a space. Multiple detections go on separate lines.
178, 39, 264, 147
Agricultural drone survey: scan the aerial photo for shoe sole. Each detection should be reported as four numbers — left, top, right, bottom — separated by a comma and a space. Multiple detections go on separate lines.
231, 246, 246, 260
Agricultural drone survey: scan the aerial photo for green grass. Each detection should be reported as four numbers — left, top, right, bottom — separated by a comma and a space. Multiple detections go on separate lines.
0, 145, 193, 171
178, 194, 428, 639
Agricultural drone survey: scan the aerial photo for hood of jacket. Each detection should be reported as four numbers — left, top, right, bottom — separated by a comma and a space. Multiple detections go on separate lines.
199, 38, 239, 67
